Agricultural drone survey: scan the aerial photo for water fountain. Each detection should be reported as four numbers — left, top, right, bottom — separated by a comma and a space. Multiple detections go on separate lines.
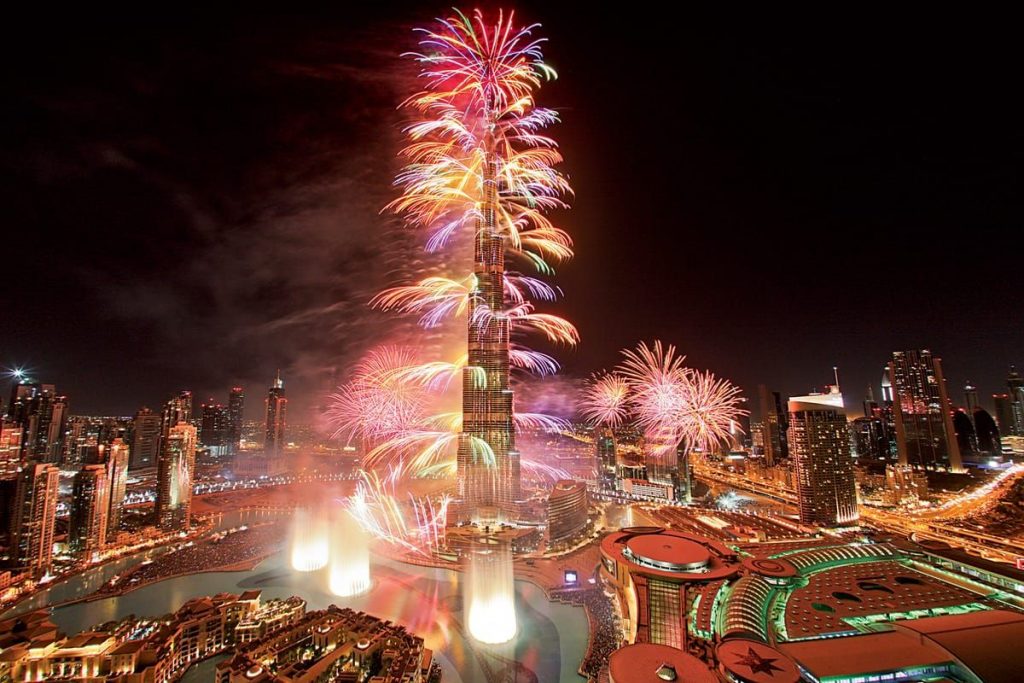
328, 509, 371, 597
465, 538, 517, 644
289, 507, 328, 572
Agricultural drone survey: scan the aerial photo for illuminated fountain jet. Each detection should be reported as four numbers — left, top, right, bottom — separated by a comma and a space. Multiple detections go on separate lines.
290, 507, 328, 572
328, 508, 371, 597
465, 538, 517, 644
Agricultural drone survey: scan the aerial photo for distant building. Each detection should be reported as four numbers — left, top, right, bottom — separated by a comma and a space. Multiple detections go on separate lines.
10, 462, 59, 574
228, 386, 245, 454
788, 389, 858, 527
884, 464, 927, 506
973, 407, 1001, 455
102, 438, 130, 537
129, 408, 161, 470
160, 391, 193, 440
963, 381, 980, 415
621, 478, 673, 500
596, 428, 617, 490
5, 381, 67, 462
264, 371, 287, 455
547, 480, 589, 548
69, 464, 109, 558
952, 409, 978, 456
1008, 365, 1024, 436
0, 420, 23, 479
156, 423, 196, 532
757, 384, 788, 466
888, 350, 964, 472
993, 393, 1017, 440
200, 400, 230, 454
851, 416, 888, 461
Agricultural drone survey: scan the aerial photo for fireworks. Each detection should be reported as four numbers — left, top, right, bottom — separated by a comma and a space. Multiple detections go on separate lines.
346, 467, 450, 555
581, 373, 631, 428
584, 340, 748, 456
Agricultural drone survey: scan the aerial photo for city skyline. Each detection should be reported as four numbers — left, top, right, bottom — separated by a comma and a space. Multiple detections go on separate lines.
2, 7, 1020, 419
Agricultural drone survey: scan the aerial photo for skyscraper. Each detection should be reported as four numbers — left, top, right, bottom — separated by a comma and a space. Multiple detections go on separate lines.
973, 407, 1001, 455
228, 386, 245, 454
851, 415, 888, 461
200, 400, 230, 453
102, 438, 130, 538
10, 462, 59, 574
453, 133, 521, 525
0, 420, 23, 479
161, 391, 193, 440
129, 408, 161, 470
69, 464, 109, 558
993, 394, 1017, 440
596, 428, 617, 490
1005, 366, 1024, 436
963, 381, 980, 415
888, 350, 964, 472
787, 389, 858, 527
756, 384, 788, 466
264, 372, 287, 455
156, 423, 196, 532
5, 381, 67, 462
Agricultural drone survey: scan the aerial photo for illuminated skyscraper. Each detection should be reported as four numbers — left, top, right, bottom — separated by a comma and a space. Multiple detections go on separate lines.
156, 423, 196, 531
227, 386, 244, 454
129, 408, 161, 470
788, 389, 858, 527
160, 391, 193, 439
963, 381, 980, 414
994, 393, 1017, 439
69, 464, 109, 558
5, 381, 67, 462
455, 153, 520, 523
888, 350, 964, 472
0, 420, 23, 479
1005, 366, 1024, 436
102, 438, 130, 537
596, 428, 617, 490
10, 462, 59, 574
756, 385, 788, 466
264, 372, 287, 455
200, 400, 230, 454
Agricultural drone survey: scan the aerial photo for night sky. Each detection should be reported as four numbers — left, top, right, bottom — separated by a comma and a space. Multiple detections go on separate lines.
2, 6, 1020, 419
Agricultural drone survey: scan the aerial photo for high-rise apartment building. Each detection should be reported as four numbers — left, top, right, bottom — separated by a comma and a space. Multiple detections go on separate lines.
1005, 366, 1024, 436
596, 428, 617, 490
156, 423, 196, 532
161, 391, 193, 440
788, 389, 858, 527
200, 400, 230, 453
0, 420, 23, 479
228, 387, 244, 454
963, 381, 980, 415
10, 462, 59, 574
264, 372, 287, 455
756, 385, 788, 466
5, 381, 67, 462
129, 408, 162, 470
69, 464, 109, 558
102, 438, 130, 538
888, 350, 964, 472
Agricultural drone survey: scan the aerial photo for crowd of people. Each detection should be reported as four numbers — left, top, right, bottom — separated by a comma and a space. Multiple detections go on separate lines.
96, 523, 285, 596
551, 585, 620, 682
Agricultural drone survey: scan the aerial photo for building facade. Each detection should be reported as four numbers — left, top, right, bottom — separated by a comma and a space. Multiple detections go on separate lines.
69, 464, 109, 558
787, 390, 858, 527
888, 350, 964, 472
264, 373, 287, 455
547, 480, 589, 548
156, 423, 196, 532
10, 462, 59, 574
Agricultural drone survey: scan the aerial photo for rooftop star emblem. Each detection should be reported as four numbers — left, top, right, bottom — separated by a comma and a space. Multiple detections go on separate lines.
735, 647, 784, 676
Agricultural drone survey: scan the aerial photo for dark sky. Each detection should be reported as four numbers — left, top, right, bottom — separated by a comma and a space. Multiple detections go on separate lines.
2, 6, 1021, 420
